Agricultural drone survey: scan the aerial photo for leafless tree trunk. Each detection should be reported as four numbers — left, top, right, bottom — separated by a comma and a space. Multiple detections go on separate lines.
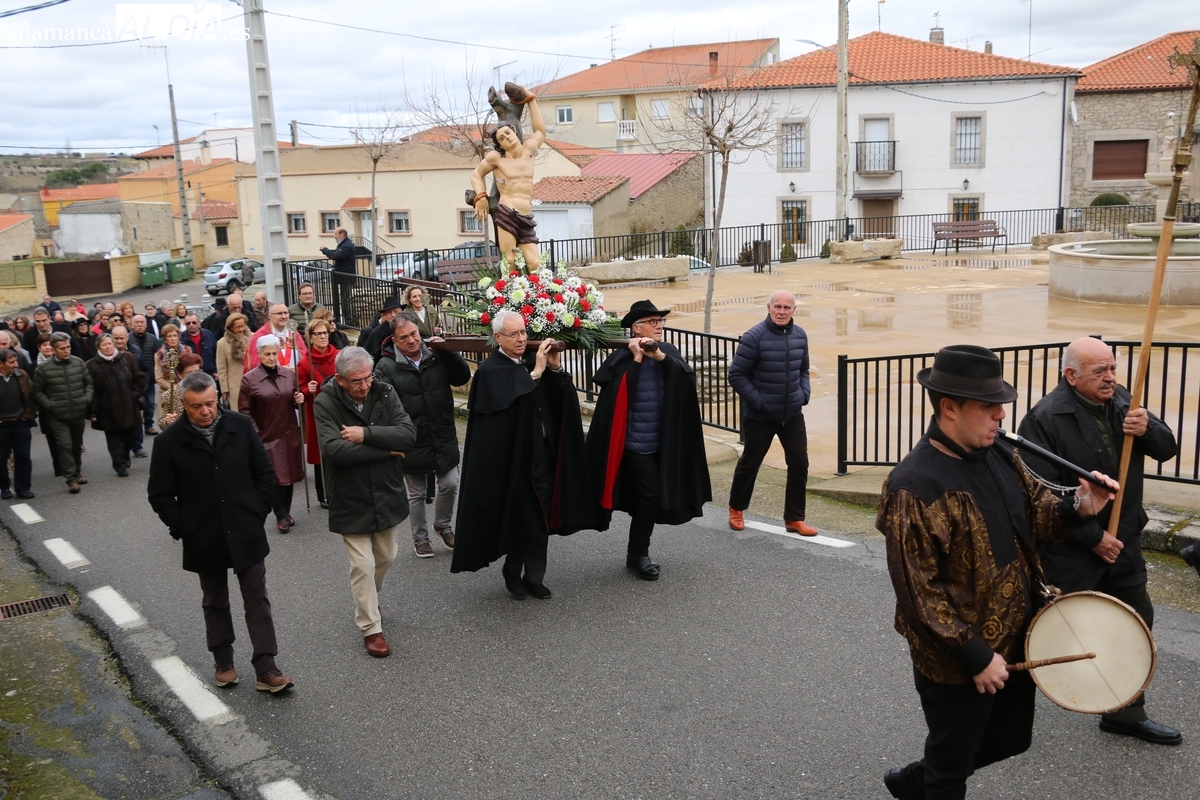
351, 105, 408, 266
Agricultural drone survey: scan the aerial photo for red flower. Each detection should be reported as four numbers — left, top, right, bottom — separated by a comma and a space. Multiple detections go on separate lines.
553, 293, 564, 303
521, 314, 531, 326
538, 292, 549, 300
481, 312, 491, 325
577, 286, 587, 296
553, 278, 564, 286
493, 297, 504, 306
495, 279, 507, 290
572, 317, 582, 328
580, 300, 591, 312
545, 312, 555, 322
529, 274, 541, 285
521, 304, 534, 316
509, 270, 520, 277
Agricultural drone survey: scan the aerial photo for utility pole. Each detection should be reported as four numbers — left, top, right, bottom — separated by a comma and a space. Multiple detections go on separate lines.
169, 85, 194, 263
243, 0, 289, 302
835, 0, 849, 238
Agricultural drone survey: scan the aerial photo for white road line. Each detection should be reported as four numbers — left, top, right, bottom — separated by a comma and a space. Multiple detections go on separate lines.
43, 538, 90, 569
151, 657, 233, 724
87, 586, 145, 628
259, 779, 314, 800
743, 520, 857, 549
9, 503, 43, 524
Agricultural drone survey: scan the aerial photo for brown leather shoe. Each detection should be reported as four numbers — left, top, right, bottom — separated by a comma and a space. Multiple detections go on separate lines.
145, 426, 159, 436
67, 480, 80, 494
364, 632, 391, 658
75, 476, 88, 485
435, 526, 455, 549
786, 520, 818, 536
214, 663, 239, 688
729, 508, 745, 531
254, 669, 294, 693
413, 540, 434, 558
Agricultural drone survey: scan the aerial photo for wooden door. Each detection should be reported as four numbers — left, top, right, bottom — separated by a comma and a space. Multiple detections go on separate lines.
859, 199, 894, 237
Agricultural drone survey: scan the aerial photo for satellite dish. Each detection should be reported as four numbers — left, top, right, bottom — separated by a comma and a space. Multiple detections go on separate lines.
1069, 100, 1079, 125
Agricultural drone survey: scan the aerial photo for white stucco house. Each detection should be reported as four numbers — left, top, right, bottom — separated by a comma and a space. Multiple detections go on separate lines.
707, 31, 1080, 240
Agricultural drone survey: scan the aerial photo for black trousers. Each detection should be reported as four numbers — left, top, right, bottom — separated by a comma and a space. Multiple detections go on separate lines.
272, 484, 294, 521
620, 450, 661, 557
197, 560, 278, 675
313, 463, 326, 504
104, 427, 138, 471
0, 421, 33, 493
504, 438, 553, 584
46, 416, 85, 483
729, 414, 809, 522
38, 416, 60, 476
1094, 580, 1154, 723
894, 668, 1035, 800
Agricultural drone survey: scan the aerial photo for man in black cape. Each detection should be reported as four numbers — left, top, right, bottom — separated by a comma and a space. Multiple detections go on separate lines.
450, 309, 592, 600
585, 299, 711, 580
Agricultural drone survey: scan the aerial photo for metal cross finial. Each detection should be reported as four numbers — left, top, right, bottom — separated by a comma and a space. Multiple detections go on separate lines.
1168, 38, 1200, 80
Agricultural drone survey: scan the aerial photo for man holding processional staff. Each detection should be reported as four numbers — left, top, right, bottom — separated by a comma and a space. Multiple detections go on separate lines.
878, 345, 1118, 800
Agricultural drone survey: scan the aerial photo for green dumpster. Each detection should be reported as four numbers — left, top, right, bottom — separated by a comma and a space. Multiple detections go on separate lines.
166, 257, 194, 282
139, 262, 167, 288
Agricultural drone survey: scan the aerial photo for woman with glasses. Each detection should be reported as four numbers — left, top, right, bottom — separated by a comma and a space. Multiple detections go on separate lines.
240, 335, 306, 532
298, 317, 339, 509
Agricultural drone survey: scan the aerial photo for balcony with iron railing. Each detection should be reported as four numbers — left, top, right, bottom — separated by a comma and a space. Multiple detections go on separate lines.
617, 119, 638, 142
855, 140, 896, 175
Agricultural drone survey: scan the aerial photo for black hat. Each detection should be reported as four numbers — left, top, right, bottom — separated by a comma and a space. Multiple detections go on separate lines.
917, 345, 1017, 404
379, 297, 403, 314
73, 317, 90, 327
212, 297, 227, 309
621, 299, 670, 329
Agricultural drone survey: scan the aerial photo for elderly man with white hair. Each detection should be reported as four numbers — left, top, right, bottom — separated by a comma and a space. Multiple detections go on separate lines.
727, 290, 814, 536
314, 346, 416, 658
246, 302, 307, 371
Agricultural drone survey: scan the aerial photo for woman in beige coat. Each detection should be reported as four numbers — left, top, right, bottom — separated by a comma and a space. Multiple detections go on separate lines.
216, 312, 250, 408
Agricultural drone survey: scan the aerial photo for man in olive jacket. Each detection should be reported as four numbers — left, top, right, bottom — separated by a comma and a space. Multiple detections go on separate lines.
146, 371, 293, 693
373, 313, 471, 558
31, 332, 93, 493
315, 346, 418, 658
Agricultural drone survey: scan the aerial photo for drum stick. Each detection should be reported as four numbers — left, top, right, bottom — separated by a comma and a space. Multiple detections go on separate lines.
996, 429, 1112, 491
1008, 652, 1096, 672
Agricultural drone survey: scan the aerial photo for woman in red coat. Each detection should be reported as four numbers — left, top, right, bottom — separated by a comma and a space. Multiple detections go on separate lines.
239, 334, 306, 532
297, 316, 339, 510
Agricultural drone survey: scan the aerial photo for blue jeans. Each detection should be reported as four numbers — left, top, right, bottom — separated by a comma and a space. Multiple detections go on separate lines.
142, 383, 156, 430
0, 421, 33, 494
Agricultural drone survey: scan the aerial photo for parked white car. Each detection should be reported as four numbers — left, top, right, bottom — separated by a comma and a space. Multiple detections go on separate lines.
204, 258, 264, 295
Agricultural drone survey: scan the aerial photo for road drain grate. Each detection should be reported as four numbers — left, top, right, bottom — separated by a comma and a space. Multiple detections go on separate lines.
0, 593, 72, 620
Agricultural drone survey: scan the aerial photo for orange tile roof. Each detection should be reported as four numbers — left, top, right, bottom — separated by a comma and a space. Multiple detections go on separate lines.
409, 125, 485, 145
718, 31, 1076, 90
118, 159, 233, 181
133, 138, 198, 159
40, 184, 121, 202
0, 213, 32, 234
544, 139, 609, 167
580, 153, 697, 199
536, 38, 778, 96
533, 175, 628, 205
1077, 31, 1200, 93
191, 200, 238, 220
342, 197, 372, 210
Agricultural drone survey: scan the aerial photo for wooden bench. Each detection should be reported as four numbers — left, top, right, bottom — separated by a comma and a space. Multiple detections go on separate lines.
435, 259, 481, 287
931, 220, 1007, 254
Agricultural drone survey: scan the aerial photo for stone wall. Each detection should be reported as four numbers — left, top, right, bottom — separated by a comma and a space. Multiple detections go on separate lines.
0, 216, 33, 260
1070, 89, 1198, 208
0, 260, 47, 316
629, 156, 704, 233
589, 182, 631, 238
120, 201, 175, 254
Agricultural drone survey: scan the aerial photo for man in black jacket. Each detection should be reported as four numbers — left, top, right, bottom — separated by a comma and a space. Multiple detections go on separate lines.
129, 315, 161, 435
585, 299, 711, 580
373, 313, 471, 558
147, 371, 293, 693
1018, 335, 1180, 746
321, 226, 357, 325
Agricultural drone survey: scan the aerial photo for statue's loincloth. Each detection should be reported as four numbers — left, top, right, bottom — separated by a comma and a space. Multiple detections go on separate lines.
493, 204, 539, 245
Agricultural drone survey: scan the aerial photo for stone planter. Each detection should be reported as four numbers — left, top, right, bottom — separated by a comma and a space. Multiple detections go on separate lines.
575, 256, 690, 284
828, 239, 903, 263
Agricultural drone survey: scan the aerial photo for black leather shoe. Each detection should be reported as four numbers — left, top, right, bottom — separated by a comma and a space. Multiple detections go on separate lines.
626, 555, 660, 581
1099, 717, 1183, 745
504, 573, 528, 600
0, 489, 11, 500
16, 491, 34, 499
1181, 544, 1200, 579
319, 500, 330, 510
522, 580, 551, 600
883, 764, 925, 799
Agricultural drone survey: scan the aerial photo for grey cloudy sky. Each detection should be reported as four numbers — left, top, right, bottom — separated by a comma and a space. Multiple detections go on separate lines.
0, 0, 1195, 154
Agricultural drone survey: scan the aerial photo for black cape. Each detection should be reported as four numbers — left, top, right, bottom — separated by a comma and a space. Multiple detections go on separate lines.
586, 343, 712, 529
451, 349, 593, 573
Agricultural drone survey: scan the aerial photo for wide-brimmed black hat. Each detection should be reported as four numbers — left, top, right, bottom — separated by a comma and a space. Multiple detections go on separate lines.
916, 344, 1017, 404
379, 297, 403, 314
621, 299, 670, 329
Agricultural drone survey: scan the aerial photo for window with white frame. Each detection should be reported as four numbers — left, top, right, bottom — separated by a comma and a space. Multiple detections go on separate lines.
321, 212, 340, 233
389, 211, 410, 234
556, 106, 573, 124
287, 213, 306, 234
650, 99, 670, 119
686, 95, 704, 117
781, 122, 807, 170
459, 210, 483, 234
955, 117, 982, 165
597, 102, 616, 123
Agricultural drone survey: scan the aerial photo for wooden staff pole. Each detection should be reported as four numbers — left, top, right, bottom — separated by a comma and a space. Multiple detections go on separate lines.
292, 328, 311, 513
1106, 47, 1200, 538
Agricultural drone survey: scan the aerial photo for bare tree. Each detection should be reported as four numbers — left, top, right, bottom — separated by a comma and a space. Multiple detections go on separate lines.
403, 59, 496, 162
350, 104, 409, 265
648, 82, 791, 333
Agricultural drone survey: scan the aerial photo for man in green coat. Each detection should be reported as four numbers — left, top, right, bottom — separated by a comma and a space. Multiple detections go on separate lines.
31, 332, 93, 493
314, 346, 417, 659
373, 313, 471, 559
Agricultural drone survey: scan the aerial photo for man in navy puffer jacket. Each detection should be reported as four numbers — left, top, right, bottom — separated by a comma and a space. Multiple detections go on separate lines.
727, 291, 815, 535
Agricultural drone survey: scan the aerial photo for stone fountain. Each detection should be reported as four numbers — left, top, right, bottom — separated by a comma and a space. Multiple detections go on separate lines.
1049, 135, 1200, 305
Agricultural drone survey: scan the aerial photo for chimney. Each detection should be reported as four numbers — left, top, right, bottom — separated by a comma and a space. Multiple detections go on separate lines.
709, 51, 719, 77
929, 27, 944, 45
199, 140, 211, 165
984, 41, 993, 54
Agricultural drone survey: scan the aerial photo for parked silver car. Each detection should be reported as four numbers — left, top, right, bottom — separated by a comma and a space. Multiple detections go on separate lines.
204, 258, 264, 296
375, 252, 439, 282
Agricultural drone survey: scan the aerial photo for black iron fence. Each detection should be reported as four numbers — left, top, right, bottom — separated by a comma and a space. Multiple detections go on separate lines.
837, 339, 1200, 485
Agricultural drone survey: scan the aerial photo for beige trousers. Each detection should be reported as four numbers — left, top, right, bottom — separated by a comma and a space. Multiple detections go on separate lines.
342, 526, 398, 636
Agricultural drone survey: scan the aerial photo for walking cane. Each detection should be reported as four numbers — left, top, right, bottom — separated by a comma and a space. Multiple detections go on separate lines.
307, 339, 331, 508
291, 328, 311, 513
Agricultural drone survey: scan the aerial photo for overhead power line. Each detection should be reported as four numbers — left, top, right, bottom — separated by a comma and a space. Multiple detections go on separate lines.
0, 0, 72, 20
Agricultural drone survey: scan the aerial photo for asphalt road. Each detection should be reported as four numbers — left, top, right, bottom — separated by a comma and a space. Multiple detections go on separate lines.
5, 424, 1200, 799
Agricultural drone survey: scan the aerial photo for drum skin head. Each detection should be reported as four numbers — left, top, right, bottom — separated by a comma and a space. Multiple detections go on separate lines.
1024, 591, 1157, 714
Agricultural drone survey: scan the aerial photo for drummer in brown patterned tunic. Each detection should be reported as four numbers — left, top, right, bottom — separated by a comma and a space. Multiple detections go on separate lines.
878, 345, 1117, 800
